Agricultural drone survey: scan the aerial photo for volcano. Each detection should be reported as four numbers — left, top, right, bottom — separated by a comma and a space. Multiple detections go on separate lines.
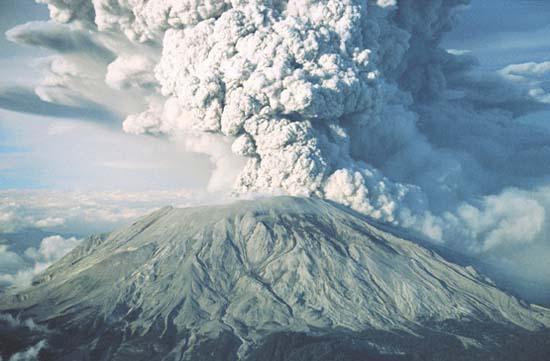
1, 197, 549, 360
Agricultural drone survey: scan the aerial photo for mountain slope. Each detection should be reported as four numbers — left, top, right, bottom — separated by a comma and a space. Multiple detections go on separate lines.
1, 196, 549, 360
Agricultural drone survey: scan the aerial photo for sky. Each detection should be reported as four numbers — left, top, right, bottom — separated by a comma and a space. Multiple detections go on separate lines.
444, 0, 550, 129
445, 0, 550, 69
0, 0, 212, 191
0, 0, 549, 303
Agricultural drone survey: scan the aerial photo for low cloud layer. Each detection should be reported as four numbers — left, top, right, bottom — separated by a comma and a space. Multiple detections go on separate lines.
4, 0, 550, 300
0, 234, 82, 289
0, 189, 219, 235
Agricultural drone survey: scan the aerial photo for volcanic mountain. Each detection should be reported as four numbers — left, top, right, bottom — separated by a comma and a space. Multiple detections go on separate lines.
1, 197, 549, 360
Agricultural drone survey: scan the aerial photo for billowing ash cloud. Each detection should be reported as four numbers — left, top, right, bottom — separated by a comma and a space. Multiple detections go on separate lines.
109, 0, 458, 219
6, 1, 550, 297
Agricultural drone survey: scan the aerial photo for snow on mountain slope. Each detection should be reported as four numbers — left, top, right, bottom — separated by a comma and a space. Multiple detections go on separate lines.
1, 196, 549, 359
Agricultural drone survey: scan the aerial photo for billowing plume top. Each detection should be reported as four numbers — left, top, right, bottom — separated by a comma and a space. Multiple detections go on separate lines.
32, 1, 466, 215
106, 0, 467, 222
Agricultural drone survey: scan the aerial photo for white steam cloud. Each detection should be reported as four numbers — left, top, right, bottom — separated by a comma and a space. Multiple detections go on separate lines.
0, 235, 82, 289
5, 1, 550, 299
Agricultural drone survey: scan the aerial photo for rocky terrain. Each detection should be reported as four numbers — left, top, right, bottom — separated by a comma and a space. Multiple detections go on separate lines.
1, 197, 549, 360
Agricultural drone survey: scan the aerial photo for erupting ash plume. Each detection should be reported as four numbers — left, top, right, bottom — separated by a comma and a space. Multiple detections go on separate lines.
121, 0, 433, 220
7, 0, 550, 297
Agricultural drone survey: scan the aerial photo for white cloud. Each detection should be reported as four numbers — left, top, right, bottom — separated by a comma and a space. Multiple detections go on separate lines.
105, 55, 158, 91
0, 234, 82, 289
500, 61, 550, 103
501, 61, 550, 80
0, 211, 18, 233
0, 188, 220, 235
440, 188, 548, 252
0, 245, 27, 274
33, 216, 65, 228
0, 209, 63, 233
25, 235, 81, 263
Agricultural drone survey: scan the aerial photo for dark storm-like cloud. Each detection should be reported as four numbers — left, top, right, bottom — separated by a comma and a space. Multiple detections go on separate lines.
6, 21, 112, 58
0, 86, 117, 123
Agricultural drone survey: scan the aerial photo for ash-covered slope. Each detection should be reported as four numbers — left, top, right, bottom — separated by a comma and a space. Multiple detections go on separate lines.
1, 197, 549, 360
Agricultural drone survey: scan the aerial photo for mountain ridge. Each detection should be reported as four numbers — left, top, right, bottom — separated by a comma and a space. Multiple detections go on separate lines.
1, 196, 549, 360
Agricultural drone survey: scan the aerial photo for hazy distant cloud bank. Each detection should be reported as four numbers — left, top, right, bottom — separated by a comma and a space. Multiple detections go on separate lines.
0, 189, 217, 235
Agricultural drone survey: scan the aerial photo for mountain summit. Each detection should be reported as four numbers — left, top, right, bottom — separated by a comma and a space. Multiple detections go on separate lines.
1, 197, 549, 360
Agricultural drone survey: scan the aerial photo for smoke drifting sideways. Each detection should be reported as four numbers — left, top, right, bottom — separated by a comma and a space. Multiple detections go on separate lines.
5, 0, 550, 302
